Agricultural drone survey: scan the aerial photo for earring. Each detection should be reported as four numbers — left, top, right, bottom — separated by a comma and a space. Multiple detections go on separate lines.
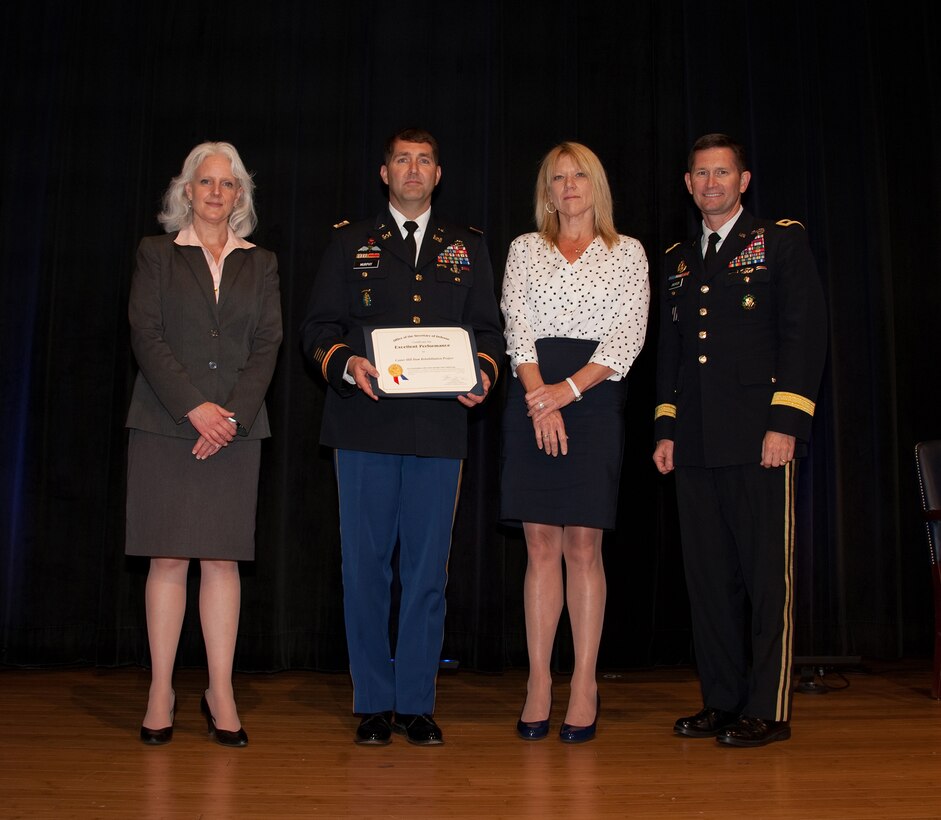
545, 201, 557, 214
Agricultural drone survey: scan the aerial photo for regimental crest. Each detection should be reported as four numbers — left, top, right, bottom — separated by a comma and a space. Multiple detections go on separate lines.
668, 258, 689, 287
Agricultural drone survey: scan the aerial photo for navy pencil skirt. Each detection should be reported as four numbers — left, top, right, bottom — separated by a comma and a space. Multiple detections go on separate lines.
500, 337, 627, 530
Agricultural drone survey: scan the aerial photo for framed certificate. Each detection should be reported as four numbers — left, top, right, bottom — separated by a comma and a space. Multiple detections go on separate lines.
363, 325, 483, 398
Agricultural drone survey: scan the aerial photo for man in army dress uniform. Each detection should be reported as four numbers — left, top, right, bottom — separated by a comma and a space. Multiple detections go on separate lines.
653, 133, 827, 747
301, 128, 503, 746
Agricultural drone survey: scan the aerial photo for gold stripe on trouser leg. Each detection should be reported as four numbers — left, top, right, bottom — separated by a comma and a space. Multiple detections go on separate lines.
775, 462, 796, 720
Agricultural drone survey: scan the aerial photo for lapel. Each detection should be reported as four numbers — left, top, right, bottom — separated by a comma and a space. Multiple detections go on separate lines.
176, 244, 219, 316
687, 234, 709, 283
217, 248, 248, 310
372, 210, 411, 267
417, 216, 447, 272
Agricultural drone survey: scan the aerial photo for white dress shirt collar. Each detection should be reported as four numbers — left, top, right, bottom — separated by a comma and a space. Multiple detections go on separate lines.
700, 205, 744, 253
387, 203, 432, 240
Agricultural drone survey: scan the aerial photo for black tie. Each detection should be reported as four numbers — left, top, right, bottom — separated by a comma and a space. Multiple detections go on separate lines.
403, 220, 418, 266
703, 231, 720, 273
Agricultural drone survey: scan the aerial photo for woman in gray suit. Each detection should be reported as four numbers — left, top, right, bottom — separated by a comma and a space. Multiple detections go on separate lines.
126, 142, 282, 747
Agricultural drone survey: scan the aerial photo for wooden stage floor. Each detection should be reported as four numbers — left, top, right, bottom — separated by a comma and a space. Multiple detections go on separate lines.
1, 661, 939, 818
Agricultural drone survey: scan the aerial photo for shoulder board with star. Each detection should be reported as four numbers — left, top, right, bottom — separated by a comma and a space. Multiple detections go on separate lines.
775, 218, 805, 230
332, 219, 350, 230
664, 241, 682, 254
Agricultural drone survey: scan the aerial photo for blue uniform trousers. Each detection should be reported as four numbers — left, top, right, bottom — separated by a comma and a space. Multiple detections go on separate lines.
335, 449, 461, 715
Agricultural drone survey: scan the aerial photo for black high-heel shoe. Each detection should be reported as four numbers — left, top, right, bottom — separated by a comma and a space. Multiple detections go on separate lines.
140, 692, 175, 745
559, 694, 600, 744
200, 692, 248, 747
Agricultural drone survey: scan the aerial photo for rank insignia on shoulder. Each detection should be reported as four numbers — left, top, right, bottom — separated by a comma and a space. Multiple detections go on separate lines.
776, 218, 806, 229
333, 219, 350, 230
664, 242, 681, 254
468, 225, 484, 235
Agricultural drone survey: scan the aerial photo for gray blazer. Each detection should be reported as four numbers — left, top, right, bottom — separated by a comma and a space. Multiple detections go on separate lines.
126, 233, 282, 440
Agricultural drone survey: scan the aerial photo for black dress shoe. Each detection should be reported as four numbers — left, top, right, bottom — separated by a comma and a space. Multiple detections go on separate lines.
393, 713, 444, 746
355, 712, 393, 745
673, 706, 740, 738
716, 716, 791, 747
200, 693, 248, 747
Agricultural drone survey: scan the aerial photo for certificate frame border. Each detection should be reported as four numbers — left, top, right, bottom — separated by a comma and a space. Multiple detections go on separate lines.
363, 324, 484, 399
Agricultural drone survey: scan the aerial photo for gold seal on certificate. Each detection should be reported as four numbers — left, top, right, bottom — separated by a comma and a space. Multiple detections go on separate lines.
365, 326, 483, 398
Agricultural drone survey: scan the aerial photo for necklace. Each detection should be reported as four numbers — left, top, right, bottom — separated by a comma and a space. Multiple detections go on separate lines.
560, 236, 593, 256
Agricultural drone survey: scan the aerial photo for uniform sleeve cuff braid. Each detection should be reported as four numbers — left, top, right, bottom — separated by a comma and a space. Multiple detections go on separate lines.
316, 343, 351, 382
770, 391, 815, 416
654, 403, 677, 420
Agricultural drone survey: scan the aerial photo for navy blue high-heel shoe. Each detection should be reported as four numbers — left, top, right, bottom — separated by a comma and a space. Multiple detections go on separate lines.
516, 715, 550, 740
559, 695, 600, 744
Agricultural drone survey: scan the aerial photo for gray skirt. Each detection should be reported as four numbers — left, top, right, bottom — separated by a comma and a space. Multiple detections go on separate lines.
125, 429, 261, 560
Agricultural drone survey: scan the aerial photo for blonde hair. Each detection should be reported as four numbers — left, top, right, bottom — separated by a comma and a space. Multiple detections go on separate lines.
534, 141, 618, 250
157, 141, 257, 237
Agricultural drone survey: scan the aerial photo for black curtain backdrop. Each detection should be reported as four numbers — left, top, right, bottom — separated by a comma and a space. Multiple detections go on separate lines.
2, 1, 939, 674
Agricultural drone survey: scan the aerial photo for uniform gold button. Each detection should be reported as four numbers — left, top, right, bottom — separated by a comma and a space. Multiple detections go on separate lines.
361, 271, 368, 278
454, 276, 461, 283
700, 284, 709, 294
698, 331, 707, 339
699, 308, 708, 316
415, 274, 423, 281
412, 294, 422, 302
698, 355, 707, 364
412, 316, 421, 324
